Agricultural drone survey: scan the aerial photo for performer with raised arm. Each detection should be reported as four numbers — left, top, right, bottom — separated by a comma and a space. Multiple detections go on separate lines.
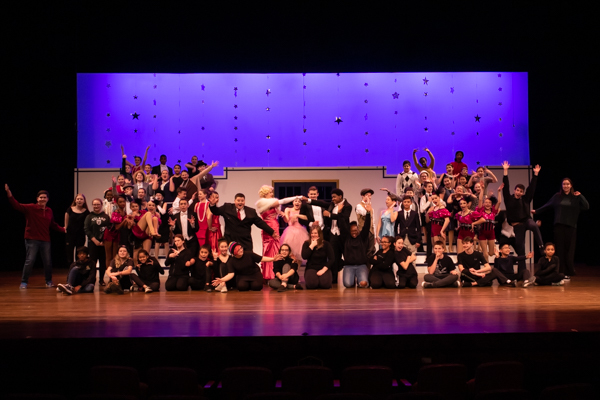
502, 161, 544, 271
209, 192, 279, 251
122, 144, 150, 175
298, 186, 325, 232
355, 188, 376, 261
413, 148, 436, 180
341, 206, 372, 289
6, 184, 65, 289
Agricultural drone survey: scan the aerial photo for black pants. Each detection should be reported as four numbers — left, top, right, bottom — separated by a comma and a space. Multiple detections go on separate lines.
329, 234, 345, 283
397, 273, 418, 289
65, 233, 86, 265
88, 241, 107, 283
554, 224, 577, 276
462, 268, 509, 287
236, 271, 263, 291
424, 273, 458, 288
503, 269, 531, 282
369, 269, 396, 289
129, 274, 160, 291
304, 269, 332, 289
268, 263, 300, 289
536, 272, 565, 285
423, 220, 432, 258
185, 238, 199, 260
189, 273, 211, 290
165, 275, 190, 291
513, 218, 544, 270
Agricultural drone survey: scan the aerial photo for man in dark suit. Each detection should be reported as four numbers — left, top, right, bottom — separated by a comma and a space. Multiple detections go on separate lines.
196, 160, 217, 191
209, 193, 279, 251
395, 195, 422, 254
151, 154, 174, 176
169, 198, 200, 257
299, 186, 326, 233
305, 188, 351, 284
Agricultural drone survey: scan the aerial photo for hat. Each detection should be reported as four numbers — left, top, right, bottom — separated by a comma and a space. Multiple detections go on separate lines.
198, 159, 208, 167
360, 188, 374, 196
123, 183, 134, 189
228, 242, 242, 255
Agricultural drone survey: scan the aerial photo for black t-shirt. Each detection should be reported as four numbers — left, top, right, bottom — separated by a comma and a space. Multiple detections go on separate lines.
136, 256, 164, 282
227, 251, 262, 276
394, 248, 417, 276
426, 254, 456, 275
191, 258, 212, 280
457, 251, 487, 271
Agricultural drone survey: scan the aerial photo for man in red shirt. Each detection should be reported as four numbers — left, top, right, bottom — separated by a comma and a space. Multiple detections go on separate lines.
6, 184, 65, 289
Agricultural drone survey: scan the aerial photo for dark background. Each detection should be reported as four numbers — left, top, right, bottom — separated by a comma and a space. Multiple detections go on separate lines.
3, 3, 597, 270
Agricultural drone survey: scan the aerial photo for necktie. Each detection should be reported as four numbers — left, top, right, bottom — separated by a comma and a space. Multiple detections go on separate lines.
237, 209, 241, 220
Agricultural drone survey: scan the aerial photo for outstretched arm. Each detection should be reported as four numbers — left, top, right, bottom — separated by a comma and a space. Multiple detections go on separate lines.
426, 148, 435, 170
141, 145, 150, 167
190, 161, 219, 188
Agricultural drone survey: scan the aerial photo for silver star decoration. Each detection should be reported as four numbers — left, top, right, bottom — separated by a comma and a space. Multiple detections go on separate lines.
105, 141, 112, 148
133, 95, 138, 99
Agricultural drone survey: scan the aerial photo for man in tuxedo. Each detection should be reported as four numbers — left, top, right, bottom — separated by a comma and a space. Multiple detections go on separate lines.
306, 188, 351, 284
209, 193, 279, 251
299, 186, 326, 233
151, 154, 174, 176
169, 198, 200, 257
395, 195, 422, 254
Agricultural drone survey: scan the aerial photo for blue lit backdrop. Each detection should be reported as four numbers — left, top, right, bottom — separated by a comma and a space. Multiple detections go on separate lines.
77, 72, 529, 174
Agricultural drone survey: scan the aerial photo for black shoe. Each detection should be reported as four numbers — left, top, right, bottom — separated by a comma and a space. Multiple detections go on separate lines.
204, 285, 214, 292
294, 284, 304, 290
507, 280, 517, 287
277, 285, 288, 292
114, 284, 124, 295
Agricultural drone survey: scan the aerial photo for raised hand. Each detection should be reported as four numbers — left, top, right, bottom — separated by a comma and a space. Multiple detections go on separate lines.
365, 203, 373, 212
574, 191, 581, 196
168, 218, 176, 227
188, 216, 196, 226
502, 161, 510, 170
379, 188, 389, 192
533, 164, 541, 175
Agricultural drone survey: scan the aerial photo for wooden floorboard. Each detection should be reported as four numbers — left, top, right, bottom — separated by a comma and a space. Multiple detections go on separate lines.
1, 266, 599, 339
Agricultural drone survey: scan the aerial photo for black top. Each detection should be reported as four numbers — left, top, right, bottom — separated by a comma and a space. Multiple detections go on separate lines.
210, 203, 274, 251
191, 258, 212, 280
84, 211, 111, 242
226, 251, 262, 276
503, 174, 537, 224
68, 258, 96, 287
135, 256, 164, 283
426, 254, 456, 275
494, 255, 527, 275
370, 248, 395, 272
198, 173, 216, 190
213, 256, 229, 278
302, 241, 335, 271
394, 247, 417, 276
66, 207, 90, 238
272, 256, 300, 280
342, 213, 371, 265
535, 192, 589, 228
394, 209, 422, 245
536, 256, 560, 277
457, 251, 488, 270
165, 248, 195, 277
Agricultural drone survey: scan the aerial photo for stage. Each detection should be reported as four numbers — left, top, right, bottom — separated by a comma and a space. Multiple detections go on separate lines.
2, 266, 599, 340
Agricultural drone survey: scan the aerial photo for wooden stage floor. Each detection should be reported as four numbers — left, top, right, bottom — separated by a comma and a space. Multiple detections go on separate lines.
1, 266, 599, 339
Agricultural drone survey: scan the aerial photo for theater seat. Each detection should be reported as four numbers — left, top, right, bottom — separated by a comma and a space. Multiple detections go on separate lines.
90, 366, 147, 399
147, 367, 203, 397
341, 366, 394, 396
467, 361, 524, 396
539, 383, 597, 400
413, 364, 467, 400
282, 366, 334, 399
221, 367, 274, 400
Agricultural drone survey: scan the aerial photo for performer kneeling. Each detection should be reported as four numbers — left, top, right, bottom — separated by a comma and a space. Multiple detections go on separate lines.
129, 249, 163, 293
369, 236, 396, 289
57, 246, 96, 295
422, 241, 460, 288
105, 245, 134, 294
268, 244, 302, 292
212, 242, 282, 292
394, 237, 418, 289
165, 234, 195, 291
535, 243, 565, 286
190, 245, 215, 292
302, 226, 335, 289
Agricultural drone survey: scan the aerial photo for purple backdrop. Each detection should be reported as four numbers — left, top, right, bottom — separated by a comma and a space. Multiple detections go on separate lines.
77, 72, 529, 174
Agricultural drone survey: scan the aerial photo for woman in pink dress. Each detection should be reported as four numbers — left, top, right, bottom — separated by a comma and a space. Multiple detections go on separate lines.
426, 194, 452, 251
194, 189, 211, 247
476, 183, 503, 261
280, 198, 310, 263
206, 191, 223, 252
455, 199, 485, 254
255, 185, 298, 281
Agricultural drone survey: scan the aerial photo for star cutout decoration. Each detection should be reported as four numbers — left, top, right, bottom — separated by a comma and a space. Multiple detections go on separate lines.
106, 113, 110, 117
267, 149, 270, 153
476, 132, 479, 136
498, 102, 502, 106
424, 92, 428, 96
335, 117, 343, 124
364, 100, 368, 103
234, 87, 238, 91
302, 73, 306, 76
474, 114, 481, 122
477, 161, 481, 165
201, 127, 204, 130
131, 112, 140, 120
106, 160, 111, 164
177, 159, 181, 164
499, 133, 503, 137
425, 116, 427, 120
364, 114, 368, 120
134, 129, 138, 133
365, 131, 369, 135
106, 128, 111, 132
153, 115, 156, 118
133, 95, 138, 99
234, 104, 238, 108
266, 89, 271, 96
498, 74, 502, 77
266, 135, 271, 139
392, 92, 399, 99
451, 131, 455, 135
178, 130, 181, 134
234, 116, 238, 120
423, 76, 429, 85
336, 73, 340, 76
394, 111, 398, 114
303, 115, 306, 119
424, 127, 428, 132
266, 107, 270, 111
303, 85, 306, 89
153, 100, 156, 105
106, 84, 111, 88
234, 138, 238, 142
303, 142, 307, 146
338, 145, 341, 149
365, 149, 369, 153
303, 129, 307, 133
450, 87, 455, 94
234, 92, 237, 97
499, 118, 502, 121
234, 126, 238, 130
498, 87, 502, 91
105, 141, 112, 148
201, 84, 205, 91
364, 83, 368, 87
153, 85, 157, 89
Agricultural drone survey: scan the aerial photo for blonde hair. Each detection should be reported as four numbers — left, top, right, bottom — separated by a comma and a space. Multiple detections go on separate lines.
258, 185, 274, 198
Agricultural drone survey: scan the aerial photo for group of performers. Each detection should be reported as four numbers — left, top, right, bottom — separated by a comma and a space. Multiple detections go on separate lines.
6, 147, 589, 295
